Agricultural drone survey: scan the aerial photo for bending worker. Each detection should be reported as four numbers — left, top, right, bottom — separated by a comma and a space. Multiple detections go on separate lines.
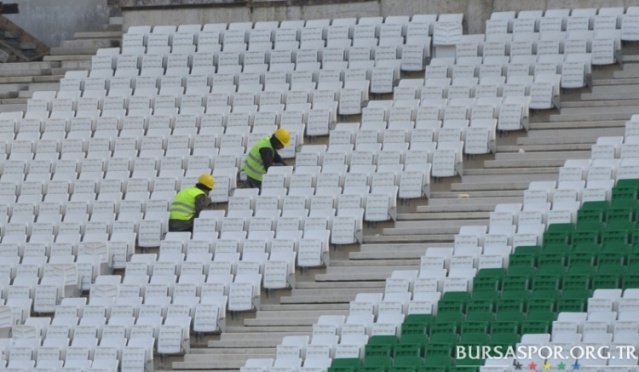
168, 173, 215, 232
242, 128, 290, 189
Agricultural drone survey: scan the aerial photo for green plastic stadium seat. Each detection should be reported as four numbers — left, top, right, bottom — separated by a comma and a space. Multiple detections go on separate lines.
465, 311, 494, 322
531, 289, 561, 299
394, 343, 423, 358
526, 299, 555, 313
490, 321, 520, 335
429, 333, 459, 344
460, 321, 490, 335
496, 299, 525, 312
465, 299, 494, 314
557, 298, 587, 312
495, 311, 525, 322
363, 356, 393, 369
532, 274, 561, 291
500, 290, 530, 300
394, 356, 424, 368
521, 320, 551, 334
424, 343, 453, 357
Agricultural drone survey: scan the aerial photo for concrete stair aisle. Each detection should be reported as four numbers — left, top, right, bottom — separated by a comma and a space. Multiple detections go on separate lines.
0, 14, 49, 62
0, 16, 122, 111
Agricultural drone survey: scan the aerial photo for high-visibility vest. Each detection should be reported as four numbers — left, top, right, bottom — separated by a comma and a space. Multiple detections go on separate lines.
169, 187, 205, 221
243, 136, 273, 182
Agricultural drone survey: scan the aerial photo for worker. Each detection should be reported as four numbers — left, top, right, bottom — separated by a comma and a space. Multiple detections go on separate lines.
242, 128, 290, 189
168, 173, 215, 232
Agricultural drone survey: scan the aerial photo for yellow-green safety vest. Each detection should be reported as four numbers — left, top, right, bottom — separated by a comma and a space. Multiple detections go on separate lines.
243, 136, 273, 182
169, 187, 205, 221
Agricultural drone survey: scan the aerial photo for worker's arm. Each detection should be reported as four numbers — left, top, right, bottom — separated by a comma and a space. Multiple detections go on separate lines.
273, 150, 286, 165
194, 194, 212, 218
259, 147, 275, 171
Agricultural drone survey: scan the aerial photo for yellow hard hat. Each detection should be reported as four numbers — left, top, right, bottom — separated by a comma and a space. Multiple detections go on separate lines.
274, 128, 291, 147
198, 174, 215, 190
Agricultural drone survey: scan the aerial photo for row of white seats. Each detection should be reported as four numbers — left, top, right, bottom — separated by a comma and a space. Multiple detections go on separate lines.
559, 158, 639, 185
94, 44, 425, 71
122, 19, 439, 43
0, 131, 298, 161
90, 49, 409, 79
592, 136, 639, 159
3, 322, 157, 370
426, 56, 591, 80
126, 15, 453, 36
456, 30, 619, 55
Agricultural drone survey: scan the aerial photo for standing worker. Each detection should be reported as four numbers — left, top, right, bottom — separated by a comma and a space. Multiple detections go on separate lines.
168, 173, 215, 232
242, 128, 291, 189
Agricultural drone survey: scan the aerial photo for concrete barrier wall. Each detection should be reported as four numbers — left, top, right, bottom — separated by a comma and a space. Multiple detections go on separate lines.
122, 0, 639, 35
6, 0, 112, 47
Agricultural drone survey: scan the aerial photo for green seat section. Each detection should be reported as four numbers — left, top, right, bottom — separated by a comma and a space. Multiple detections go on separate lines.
328, 178, 638, 371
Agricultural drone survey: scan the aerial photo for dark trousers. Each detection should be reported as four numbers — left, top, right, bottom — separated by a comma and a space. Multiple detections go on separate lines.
168, 219, 194, 233
246, 177, 262, 190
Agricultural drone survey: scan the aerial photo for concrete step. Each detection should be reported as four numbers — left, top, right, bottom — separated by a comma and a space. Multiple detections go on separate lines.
548, 110, 634, 122
295, 281, 385, 289
61, 59, 92, 69
592, 77, 639, 85
224, 326, 312, 333
350, 243, 431, 260
252, 309, 347, 319
175, 355, 274, 370
314, 266, 416, 281
260, 303, 350, 311
452, 175, 556, 189
497, 144, 592, 152
0, 76, 33, 84
0, 62, 57, 77
431, 190, 524, 198
484, 151, 591, 168
244, 317, 330, 326
362, 234, 455, 244
397, 211, 489, 220
50, 46, 103, 55
191, 347, 275, 354
581, 84, 639, 101
494, 150, 591, 160
0, 98, 27, 105
560, 98, 639, 108
61, 39, 114, 49
358, 243, 449, 252
349, 251, 427, 260
529, 120, 626, 130
44, 55, 94, 62
208, 339, 285, 348
463, 167, 560, 176
331, 258, 419, 266
217, 332, 305, 341
102, 24, 123, 32
279, 294, 367, 303
425, 196, 524, 207
613, 64, 639, 78
384, 220, 487, 236
73, 31, 122, 39
450, 181, 540, 192
558, 105, 639, 116
0, 104, 26, 113
287, 287, 383, 297
109, 17, 124, 25
413, 204, 499, 213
